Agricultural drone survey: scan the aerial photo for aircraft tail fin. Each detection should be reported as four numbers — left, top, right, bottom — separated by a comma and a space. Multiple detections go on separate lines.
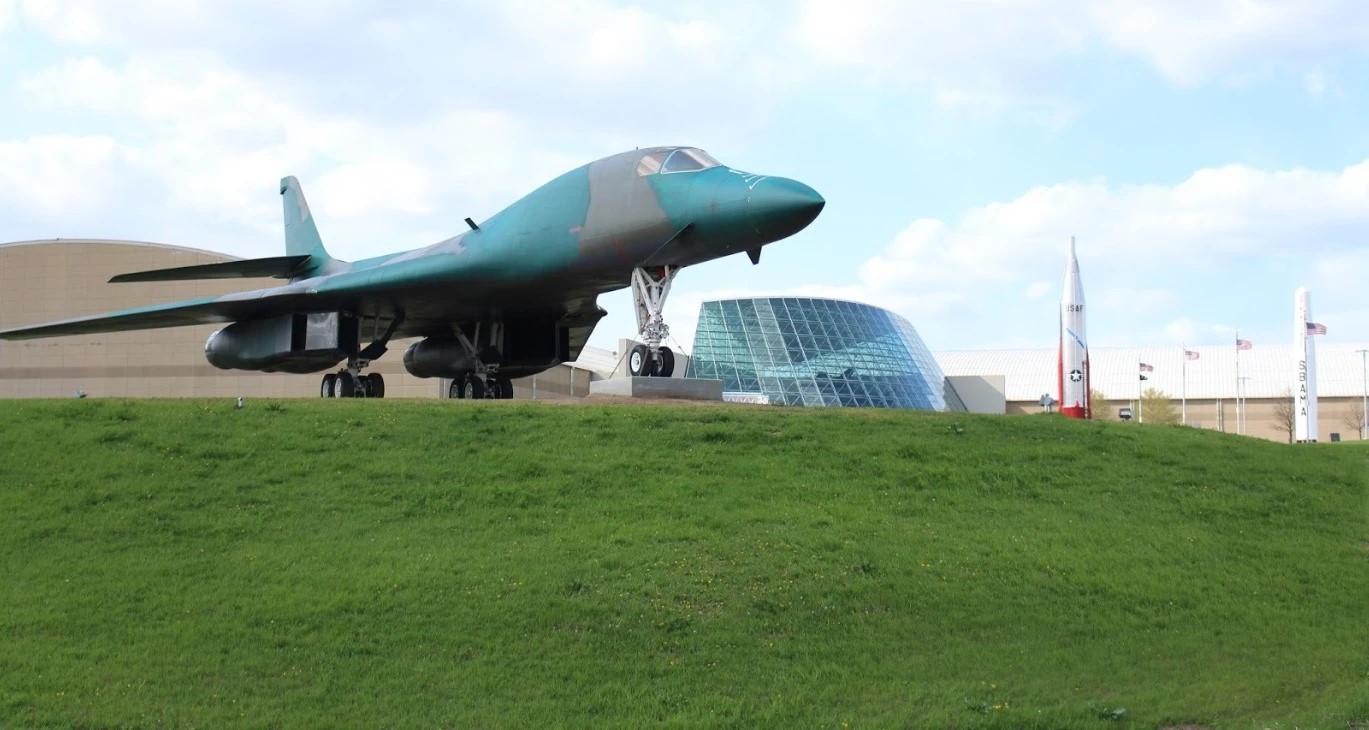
280, 176, 337, 276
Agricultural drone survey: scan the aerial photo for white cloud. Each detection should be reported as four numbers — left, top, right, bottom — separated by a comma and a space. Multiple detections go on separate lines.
867, 159, 1369, 294
1090, 0, 1369, 85
0, 0, 14, 35
17, 0, 108, 43
816, 157, 1369, 349
1162, 316, 1203, 344
794, 0, 1086, 114
1303, 71, 1328, 98
1095, 287, 1177, 313
20, 56, 124, 109
12, 52, 597, 256
795, 0, 1369, 102
313, 159, 434, 219
0, 134, 135, 213
12, 1, 788, 129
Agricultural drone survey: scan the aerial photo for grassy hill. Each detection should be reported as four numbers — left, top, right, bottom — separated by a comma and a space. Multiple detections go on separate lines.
0, 398, 1365, 728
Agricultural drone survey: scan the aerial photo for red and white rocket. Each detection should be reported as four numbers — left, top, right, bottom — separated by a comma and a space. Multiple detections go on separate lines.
1057, 236, 1091, 419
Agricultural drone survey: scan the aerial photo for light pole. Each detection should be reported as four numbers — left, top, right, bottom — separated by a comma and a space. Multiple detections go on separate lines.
1357, 349, 1368, 440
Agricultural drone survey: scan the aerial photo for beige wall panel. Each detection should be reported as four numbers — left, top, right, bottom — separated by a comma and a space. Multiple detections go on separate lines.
1008, 395, 1366, 443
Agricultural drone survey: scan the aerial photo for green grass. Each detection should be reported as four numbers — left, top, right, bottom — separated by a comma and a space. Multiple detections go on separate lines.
0, 399, 1365, 728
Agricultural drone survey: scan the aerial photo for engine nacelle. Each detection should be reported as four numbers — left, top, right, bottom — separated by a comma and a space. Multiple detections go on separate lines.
403, 339, 484, 379
403, 316, 591, 379
205, 313, 353, 374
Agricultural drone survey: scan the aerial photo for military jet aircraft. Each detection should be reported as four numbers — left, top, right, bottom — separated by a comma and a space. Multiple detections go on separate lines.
0, 147, 824, 398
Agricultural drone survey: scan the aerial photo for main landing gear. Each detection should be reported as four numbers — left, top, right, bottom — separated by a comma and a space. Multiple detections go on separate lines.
628, 265, 678, 377
447, 374, 514, 400
444, 323, 514, 400
320, 355, 387, 399
318, 312, 401, 398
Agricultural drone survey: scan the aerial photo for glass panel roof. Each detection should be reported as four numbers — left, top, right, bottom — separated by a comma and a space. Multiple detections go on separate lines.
690, 297, 951, 411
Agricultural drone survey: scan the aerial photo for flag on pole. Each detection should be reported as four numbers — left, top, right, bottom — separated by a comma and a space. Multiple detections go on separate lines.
1139, 362, 1154, 372
1184, 350, 1200, 360
1306, 322, 1327, 335
1235, 339, 1252, 350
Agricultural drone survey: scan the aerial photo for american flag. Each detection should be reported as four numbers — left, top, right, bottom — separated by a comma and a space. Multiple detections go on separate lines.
1235, 339, 1252, 350
1139, 362, 1154, 372
1184, 350, 1200, 361
1306, 322, 1328, 335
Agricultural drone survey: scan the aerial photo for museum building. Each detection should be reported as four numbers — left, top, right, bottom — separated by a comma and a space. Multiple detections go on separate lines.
687, 297, 955, 410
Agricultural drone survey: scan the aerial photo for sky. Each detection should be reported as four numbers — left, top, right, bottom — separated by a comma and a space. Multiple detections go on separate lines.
3, 0, 1369, 356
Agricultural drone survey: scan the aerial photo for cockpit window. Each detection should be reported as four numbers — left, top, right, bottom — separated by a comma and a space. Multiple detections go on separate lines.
636, 152, 666, 176
660, 148, 720, 174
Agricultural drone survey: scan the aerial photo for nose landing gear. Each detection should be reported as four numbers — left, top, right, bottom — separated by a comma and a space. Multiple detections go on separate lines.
627, 342, 674, 377
629, 265, 678, 377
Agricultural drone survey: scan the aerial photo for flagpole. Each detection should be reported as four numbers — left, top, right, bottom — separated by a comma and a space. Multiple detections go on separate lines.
1138, 355, 1144, 423
1181, 344, 1188, 425
1235, 329, 1241, 435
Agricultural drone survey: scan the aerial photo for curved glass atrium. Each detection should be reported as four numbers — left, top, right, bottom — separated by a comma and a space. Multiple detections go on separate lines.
688, 297, 950, 409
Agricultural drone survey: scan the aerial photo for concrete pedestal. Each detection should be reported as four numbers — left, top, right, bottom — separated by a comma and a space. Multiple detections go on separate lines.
588, 377, 724, 401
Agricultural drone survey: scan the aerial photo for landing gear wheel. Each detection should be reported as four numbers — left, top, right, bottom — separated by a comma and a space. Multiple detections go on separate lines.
463, 376, 487, 400
495, 376, 514, 399
449, 379, 464, 399
321, 373, 337, 398
628, 344, 651, 376
336, 372, 356, 398
657, 347, 675, 378
366, 373, 385, 399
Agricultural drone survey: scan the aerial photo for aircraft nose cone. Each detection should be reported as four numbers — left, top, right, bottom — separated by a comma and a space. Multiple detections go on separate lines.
746, 176, 825, 242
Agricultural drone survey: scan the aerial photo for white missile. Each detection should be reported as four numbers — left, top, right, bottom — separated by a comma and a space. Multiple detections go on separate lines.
1058, 236, 1090, 419
1294, 286, 1320, 441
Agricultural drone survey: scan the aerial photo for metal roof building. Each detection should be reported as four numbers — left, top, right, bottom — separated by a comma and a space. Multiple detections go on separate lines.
934, 344, 1369, 441
935, 344, 1369, 402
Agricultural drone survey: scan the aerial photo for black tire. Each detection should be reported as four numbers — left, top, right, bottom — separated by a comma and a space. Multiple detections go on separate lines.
628, 344, 651, 376
337, 372, 356, 398
496, 376, 514, 399
657, 347, 675, 378
367, 373, 385, 399
321, 373, 336, 398
463, 376, 486, 400
448, 379, 464, 399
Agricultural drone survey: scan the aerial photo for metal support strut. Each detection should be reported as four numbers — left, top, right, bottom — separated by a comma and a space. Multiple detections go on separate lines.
628, 266, 679, 377
631, 265, 678, 352
453, 324, 490, 376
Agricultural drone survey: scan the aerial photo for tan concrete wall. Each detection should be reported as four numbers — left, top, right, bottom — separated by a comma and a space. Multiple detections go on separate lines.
1010, 396, 1367, 442
0, 240, 585, 400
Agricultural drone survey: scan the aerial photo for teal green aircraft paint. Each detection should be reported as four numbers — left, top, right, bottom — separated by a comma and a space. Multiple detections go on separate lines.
0, 147, 823, 394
